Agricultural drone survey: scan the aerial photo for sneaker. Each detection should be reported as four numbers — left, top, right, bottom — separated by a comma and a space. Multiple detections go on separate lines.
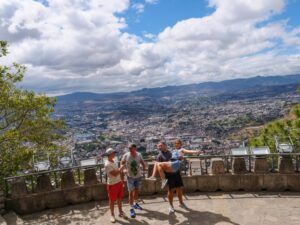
179, 202, 189, 210
130, 208, 136, 218
119, 211, 128, 219
147, 176, 157, 181
133, 202, 143, 210
169, 206, 175, 214
110, 216, 116, 223
161, 179, 168, 189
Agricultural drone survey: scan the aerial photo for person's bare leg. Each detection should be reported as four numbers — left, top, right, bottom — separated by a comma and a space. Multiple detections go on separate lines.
157, 162, 174, 179
109, 199, 115, 216
117, 199, 122, 213
149, 162, 174, 179
134, 189, 139, 202
168, 189, 174, 208
150, 163, 159, 177
129, 191, 134, 206
176, 187, 184, 205
157, 164, 166, 179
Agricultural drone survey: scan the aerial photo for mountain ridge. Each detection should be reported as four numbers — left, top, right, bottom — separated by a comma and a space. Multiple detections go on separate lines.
56, 74, 300, 102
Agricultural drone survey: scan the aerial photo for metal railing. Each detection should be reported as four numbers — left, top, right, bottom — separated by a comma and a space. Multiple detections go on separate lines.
3, 163, 105, 197
3, 152, 300, 197
185, 153, 300, 175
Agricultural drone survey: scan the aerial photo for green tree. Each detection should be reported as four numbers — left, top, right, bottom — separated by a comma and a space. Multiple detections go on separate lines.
0, 41, 64, 186
249, 104, 300, 152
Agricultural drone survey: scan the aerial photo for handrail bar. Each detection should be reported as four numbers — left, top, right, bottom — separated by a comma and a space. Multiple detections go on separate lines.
4, 153, 300, 180
4, 163, 104, 181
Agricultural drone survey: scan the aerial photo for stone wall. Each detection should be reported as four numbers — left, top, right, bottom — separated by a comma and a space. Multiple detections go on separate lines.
4, 172, 300, 215
3, 156, 300, 215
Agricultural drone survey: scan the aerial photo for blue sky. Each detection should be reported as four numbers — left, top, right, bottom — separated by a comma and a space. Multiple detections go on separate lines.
124, 0, 300, 37
124, 0, 215, 37
1, 0, 300, 94
275, 0, 300, 26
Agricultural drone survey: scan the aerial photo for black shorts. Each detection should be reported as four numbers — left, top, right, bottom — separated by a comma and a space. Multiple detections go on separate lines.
165, 171, 183, 190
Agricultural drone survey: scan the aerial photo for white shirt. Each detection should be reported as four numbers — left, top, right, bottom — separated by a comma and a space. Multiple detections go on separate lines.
105, 160, 121, 185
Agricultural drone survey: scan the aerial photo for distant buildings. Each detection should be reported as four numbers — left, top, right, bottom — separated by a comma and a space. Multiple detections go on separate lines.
54, 92, 300, 160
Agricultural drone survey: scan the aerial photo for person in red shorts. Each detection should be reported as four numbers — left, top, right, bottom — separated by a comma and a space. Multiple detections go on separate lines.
104, 148, 128, 223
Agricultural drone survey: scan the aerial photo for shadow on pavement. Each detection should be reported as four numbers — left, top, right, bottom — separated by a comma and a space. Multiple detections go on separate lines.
176, 207, 240, 225
113, 207, 239, 225
22, 201, 108, 225
111, 208, 180, 225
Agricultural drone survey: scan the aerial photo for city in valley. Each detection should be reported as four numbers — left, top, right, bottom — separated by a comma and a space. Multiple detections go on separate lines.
53, 78, 300, 163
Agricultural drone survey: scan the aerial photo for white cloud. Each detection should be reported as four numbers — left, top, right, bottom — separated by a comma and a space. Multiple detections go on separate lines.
154, 0, 300, 83
143, 32, 156, 41
0, 0, 300, 95
132, 3, 144, 13
209, 0, 285, 23
145, 0, 159, 5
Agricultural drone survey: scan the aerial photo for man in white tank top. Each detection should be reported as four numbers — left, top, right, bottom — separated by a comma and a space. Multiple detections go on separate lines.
104, 148, 128, 223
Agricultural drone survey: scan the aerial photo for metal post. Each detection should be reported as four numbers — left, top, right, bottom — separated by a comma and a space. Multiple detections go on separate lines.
54, 171, 59, 188
226, 156, 229, 173
200, 157, 202, 175
199, 156, 203, 175
31, 175, 34, 193
4, 179, 8, 197
204, 157, 208, 174
99, 165, 102, 183
248, 155, 251, 173
271, 155, 275, 172
77, 168, 81, 184
296, 155, 299, 172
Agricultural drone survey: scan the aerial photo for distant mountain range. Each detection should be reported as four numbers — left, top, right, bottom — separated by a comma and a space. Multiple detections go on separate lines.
57, 74, 300, 103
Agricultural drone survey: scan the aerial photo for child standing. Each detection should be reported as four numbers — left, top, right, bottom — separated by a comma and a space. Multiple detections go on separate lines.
104, 148, 128, 223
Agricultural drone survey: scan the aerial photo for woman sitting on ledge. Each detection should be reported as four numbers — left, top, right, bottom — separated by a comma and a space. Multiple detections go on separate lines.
148, 139, 202, 188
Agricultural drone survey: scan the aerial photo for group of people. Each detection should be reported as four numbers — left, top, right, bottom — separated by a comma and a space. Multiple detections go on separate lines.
103, 139, 202, 223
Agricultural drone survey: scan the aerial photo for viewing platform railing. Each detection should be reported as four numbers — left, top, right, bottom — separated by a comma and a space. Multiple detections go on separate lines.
184, 152, 300, 175
3, 152, 300, 197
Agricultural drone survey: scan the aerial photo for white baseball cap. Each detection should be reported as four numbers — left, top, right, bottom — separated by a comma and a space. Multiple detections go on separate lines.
105, 148, 116, 155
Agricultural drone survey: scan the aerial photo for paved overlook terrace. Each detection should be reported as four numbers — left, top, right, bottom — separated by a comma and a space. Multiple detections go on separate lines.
1, 153, 300, 224
2, 192, 300, 225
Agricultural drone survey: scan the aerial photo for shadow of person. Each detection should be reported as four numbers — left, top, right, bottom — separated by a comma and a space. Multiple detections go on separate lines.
22, 201, 109, 225
113, 218, 149, 225
176, 207, 240, 225
113, 206, 239, 225
111, 211, 173, 225
139, 208, 180, 225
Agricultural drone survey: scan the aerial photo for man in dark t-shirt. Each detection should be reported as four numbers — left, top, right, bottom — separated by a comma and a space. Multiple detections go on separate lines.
156, 141, 184, 214
156, 142, 172, 162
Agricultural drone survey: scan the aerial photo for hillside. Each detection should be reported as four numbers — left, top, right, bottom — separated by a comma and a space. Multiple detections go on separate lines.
57, 74, 300, 103
248, 104, 300, 152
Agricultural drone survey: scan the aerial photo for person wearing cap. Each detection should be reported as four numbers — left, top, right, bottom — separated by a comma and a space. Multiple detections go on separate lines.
121, 143, 147, 218
104, 148, 128, 223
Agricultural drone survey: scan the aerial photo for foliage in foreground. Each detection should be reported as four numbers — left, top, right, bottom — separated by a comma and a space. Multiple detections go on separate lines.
0, 41, 64, 187
249, 103, 300, 152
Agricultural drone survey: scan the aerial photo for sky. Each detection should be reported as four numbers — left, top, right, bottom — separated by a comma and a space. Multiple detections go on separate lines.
0, 0, 300, 95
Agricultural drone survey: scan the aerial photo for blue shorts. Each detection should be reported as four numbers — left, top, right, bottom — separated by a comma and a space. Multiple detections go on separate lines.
171, 160, 181, 172
127, 176, 141, 192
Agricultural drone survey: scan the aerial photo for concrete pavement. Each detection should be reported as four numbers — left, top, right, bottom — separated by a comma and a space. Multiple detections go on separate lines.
18, 192, 300, 225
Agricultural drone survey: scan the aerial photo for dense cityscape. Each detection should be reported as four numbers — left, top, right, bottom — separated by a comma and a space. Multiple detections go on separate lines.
53, 86, 300, 163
